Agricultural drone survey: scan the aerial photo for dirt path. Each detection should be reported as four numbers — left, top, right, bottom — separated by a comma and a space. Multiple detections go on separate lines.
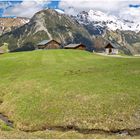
95, 53, 140, 58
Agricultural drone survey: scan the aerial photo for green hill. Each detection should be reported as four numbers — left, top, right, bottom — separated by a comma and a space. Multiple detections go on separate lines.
0, 50, 140, 138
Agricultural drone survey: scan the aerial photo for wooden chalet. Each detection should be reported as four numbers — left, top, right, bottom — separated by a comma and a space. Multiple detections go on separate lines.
64, 44, 86, 50
0, 49, 4, 55
105, 43, 119, 55
37, 39, 61, 49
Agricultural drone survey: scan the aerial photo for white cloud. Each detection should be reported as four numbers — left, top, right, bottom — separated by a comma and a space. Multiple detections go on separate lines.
0, 1, 11, 9
59, 0, 140, 20
119, 6, 140, 22
3, 0, 51, 18
2, 0, 140, 21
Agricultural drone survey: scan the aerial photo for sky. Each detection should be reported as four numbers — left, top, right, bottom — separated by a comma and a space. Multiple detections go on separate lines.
0, 0, 140, 21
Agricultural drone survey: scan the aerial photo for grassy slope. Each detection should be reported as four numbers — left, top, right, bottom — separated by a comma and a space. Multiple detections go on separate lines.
0, 50, 140, 138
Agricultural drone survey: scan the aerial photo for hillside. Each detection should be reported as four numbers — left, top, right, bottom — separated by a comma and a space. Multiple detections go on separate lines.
104, 30, 140, 55
75, 10, 140, 55
0, 9, 94, 52
0, 17, 29, 36
92, 30, 140, 55
0, 50, 140, 138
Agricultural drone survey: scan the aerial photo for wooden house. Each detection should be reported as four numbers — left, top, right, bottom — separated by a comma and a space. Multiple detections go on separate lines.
94, 36, 119, 54
0, 49, 4, 55
105, 43, 119, 55
37, 39, 61, 50
64, 44, 86, 50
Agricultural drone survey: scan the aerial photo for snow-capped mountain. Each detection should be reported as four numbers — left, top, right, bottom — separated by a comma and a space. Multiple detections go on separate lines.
73, 9, 140, 55
0, 9, 140, 55
76, 10, 140, 33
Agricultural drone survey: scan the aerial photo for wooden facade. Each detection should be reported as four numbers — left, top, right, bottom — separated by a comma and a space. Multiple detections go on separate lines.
105, 43, 118, 54
37, 40, 61, 50
64, 44, 86, 50
0, 50, 4, 55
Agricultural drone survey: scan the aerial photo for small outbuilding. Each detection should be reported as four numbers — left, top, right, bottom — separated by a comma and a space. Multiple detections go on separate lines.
105, 43, 119, 55
0, 49, 4, 55
37, 39, 61, 50
64, 44, 86, 50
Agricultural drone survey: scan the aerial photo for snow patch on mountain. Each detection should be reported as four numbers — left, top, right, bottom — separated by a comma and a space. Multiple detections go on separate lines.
76, 10, 140, 32
54, 9, 65, 14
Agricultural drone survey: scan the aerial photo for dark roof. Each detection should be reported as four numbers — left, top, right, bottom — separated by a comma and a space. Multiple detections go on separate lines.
104, 42, 118, 49
95, 36, 120, 50
37, 39, 60, 46
64, 44, 85, 49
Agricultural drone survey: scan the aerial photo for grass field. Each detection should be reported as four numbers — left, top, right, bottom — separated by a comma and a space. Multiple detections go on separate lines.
0, 50, 140, 138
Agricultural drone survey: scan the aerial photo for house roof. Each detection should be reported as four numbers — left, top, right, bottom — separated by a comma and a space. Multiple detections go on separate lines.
37, 40, 52, 45
37, 39, 60, 46
94, 36, 120, 50
64, 44, 85, 49
104, 42, 118, 49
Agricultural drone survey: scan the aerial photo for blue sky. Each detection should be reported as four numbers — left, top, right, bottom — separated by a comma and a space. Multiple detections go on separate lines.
47, 1, 60, 9
129, 4, 140, 8
0, 0, 140, 21
0, 0, 61, 17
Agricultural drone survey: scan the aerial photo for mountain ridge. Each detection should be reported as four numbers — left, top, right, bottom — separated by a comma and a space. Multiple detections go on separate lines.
0, 17, 29, 35
74, 10, 140, 55
76, 10, 140, 32
0, 9, 140, 54
0, 9, 94, 52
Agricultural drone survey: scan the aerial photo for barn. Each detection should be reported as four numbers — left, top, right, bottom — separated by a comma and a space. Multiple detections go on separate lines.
105, 43, 119, 55
64, 44, 86, 50
37, 39, 61, 50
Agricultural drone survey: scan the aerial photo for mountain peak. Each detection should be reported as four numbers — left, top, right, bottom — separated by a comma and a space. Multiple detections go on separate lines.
35, 8, 58, 16
76, 9, 140, 32
0, 8, 94, 52
88, 10, 106, 17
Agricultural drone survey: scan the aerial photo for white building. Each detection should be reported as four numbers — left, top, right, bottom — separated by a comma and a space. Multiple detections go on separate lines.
105, 43, 119, 55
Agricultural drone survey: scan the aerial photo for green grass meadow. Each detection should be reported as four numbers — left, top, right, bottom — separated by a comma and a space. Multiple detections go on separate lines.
0, 50, 140, 138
